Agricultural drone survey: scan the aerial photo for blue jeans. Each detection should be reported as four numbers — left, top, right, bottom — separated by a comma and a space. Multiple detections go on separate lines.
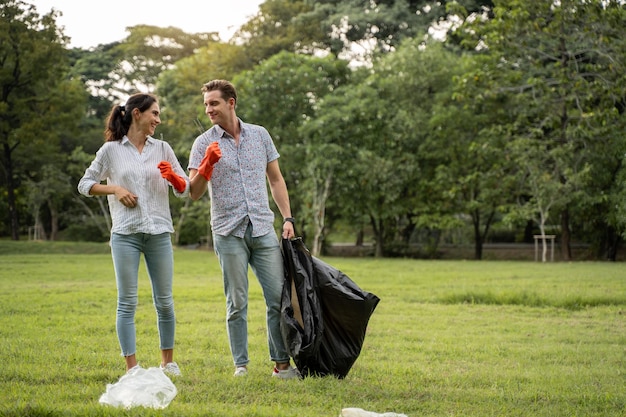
110, 232, 176, 357
213, 225, 289, 366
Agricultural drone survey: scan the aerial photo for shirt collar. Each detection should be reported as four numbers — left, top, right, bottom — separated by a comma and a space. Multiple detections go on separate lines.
121, 135, 155, 145
214, 118, 245, 139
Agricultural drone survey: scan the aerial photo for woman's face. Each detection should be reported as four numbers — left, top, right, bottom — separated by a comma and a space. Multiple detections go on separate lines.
135, 102, 161, 136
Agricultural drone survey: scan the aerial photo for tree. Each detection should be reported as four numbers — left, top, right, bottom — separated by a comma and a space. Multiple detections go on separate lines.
374, 40, 469, 256
24, 165, 72, 241
457, 0, 626, 260
67, 25, 221, 110
302, 0, 494, 58
507, 135, 589, 262
297, 115, 346, 256
234, 0, 327, 64
419, 47, 522, 260
0, 0, 86, 239
65, 147, 111, 240
298, 76, 401, 257
109, 25, 220, 98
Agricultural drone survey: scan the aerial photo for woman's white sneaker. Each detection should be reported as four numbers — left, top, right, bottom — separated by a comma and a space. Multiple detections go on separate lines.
160, 362, 182, 377
234, 366, 248, 377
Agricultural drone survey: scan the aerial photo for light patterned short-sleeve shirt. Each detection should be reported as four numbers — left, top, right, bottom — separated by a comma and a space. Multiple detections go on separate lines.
188, 119, 280, 238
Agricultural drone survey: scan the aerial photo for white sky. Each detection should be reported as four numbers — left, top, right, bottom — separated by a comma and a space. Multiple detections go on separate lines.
33, 0, 264, 48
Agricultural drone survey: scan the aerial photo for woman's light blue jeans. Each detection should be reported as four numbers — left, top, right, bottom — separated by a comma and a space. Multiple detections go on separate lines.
213, 225, 289, 367
110, 232, 176, 357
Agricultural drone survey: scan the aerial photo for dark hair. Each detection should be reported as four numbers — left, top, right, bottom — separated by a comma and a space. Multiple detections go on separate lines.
201, 79, 237, 107
104, 93, 158, 142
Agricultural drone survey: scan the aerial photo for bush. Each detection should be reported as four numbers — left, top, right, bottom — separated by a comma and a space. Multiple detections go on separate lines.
177, 217, 210, 246
60, 222, 109, 242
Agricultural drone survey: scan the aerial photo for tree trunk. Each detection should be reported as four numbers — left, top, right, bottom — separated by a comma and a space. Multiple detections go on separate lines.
174, 199, 191, 246
4, 142, 20, 240
471, 208, 495, 261
311, 173, 332, 257
538, 218, 548, 263
559, 208, 571, 261
49, 202, 59, 241
33, 213, 47, 241
74, 195, 109, 237
473, 217, 483, 260
97, 196, 112, 231
355, 228, 363, 246
374, 240, 384, 257
602, 225, 620, 262
370, 216, 384, 258
523, 220, 534, 243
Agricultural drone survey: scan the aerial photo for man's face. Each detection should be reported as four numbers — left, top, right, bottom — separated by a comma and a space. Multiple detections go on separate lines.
203, 90, 232, 126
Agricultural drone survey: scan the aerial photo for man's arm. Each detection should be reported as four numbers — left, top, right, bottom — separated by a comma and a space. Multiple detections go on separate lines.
267, 159, 295, 239
189, 141, 222, 200
189, 169, 208, 200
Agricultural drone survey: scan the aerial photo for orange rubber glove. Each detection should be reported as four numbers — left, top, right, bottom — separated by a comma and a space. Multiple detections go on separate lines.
158, 161, 186, 193
198, 141, 222, 181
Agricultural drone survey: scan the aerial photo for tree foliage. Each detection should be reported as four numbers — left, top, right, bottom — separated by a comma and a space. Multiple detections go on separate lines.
234, 0, 327, 63
5, 0, 626, 261
0, 0, 87, 240
110, 25, 219, 96
456, 0, 626, 259
301, 0, 494, 57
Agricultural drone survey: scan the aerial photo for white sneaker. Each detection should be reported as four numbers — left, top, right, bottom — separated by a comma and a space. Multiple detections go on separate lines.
272, 365, 301, 380
160, 362, 182, 377
234, 366, 248, 377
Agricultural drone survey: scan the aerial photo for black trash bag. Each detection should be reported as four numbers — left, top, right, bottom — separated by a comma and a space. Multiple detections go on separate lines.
280, 237, 380, 379
280, 237, 324, 366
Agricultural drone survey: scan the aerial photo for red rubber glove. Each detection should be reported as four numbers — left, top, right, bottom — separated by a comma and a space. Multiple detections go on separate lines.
198, 141, 222, 181
158, 161, 186, 193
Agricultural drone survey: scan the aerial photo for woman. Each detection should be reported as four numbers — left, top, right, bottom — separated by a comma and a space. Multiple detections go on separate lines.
78, 93, 188, 376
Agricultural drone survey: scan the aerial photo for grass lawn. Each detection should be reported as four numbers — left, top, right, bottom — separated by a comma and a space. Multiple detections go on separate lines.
0, 240, 625, 416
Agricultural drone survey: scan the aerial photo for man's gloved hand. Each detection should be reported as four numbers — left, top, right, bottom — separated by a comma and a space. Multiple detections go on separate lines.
198, 141, 222, 181
158, 161, 186, 193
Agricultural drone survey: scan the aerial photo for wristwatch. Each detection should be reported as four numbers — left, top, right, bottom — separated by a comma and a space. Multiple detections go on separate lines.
284, 217, 295, 226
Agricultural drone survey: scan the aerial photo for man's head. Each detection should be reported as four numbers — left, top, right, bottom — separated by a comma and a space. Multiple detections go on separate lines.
202, 80, 238, 127
202, 79, 237, 107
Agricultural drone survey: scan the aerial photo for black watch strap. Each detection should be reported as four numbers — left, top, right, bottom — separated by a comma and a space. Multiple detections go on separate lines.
284, 217, 295, 225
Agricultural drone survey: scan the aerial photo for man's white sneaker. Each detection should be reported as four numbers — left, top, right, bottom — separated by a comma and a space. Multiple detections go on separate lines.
271, 365, 301, 380
160, 362, 182, 377
234, 366, 248, 377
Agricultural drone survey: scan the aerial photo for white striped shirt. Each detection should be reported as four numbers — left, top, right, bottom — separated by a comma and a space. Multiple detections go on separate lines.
78, 136, 189, 235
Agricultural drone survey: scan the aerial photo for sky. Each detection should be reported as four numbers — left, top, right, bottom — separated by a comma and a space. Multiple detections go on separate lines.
33, 0, 265, 49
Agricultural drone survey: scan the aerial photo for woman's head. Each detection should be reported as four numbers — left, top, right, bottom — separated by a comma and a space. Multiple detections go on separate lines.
104, 93, 159, 142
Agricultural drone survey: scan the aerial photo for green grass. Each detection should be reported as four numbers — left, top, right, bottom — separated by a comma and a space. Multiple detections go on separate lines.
1, 241, 625, 416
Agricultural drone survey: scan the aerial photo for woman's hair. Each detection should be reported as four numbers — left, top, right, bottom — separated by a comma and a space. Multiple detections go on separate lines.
201, 79, 237, 106
104, 93, 158, 142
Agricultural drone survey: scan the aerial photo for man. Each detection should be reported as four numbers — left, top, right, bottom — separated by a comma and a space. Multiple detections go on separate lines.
188, 79, 299, 379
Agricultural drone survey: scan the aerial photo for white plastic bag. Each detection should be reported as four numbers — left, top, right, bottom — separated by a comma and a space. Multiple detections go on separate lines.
99, 367, 177, 409
341, 408, 408, 417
